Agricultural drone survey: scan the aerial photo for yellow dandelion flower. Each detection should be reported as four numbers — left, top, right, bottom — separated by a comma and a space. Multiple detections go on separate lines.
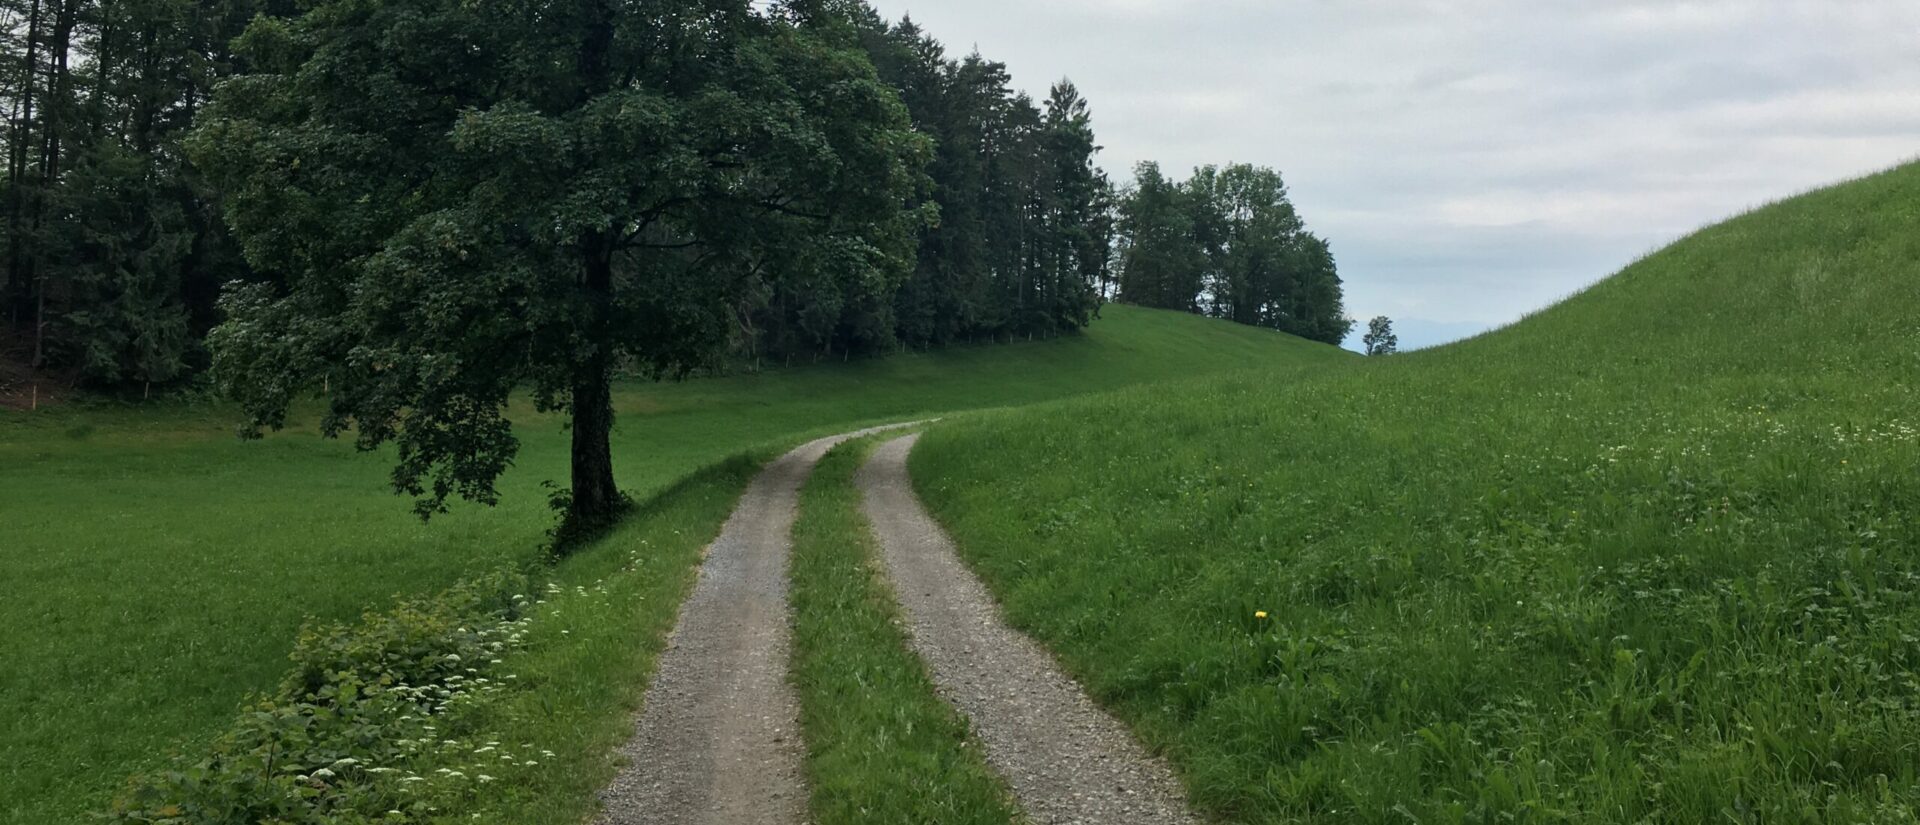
1254, 610, 1268, 619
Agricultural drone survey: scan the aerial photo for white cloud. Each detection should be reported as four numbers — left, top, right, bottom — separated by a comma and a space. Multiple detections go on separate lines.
868, 0, 1920, 336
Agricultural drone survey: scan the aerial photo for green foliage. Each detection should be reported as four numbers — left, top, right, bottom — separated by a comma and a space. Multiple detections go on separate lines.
194, 0, 930, 519
7, 0, 1128, 402
1362, 315, 1396, 356
2, 0, 263, 390
1118, 161, 1204, 312
43, 141, 195, 386
108, 571, 536, 824
851, 12, 1113, 348
98, 459, 761, 825
911, 162, 1920, 822
0, 304, 1341, 823
9, 0, 1121, 400
1118, 161, 1350, 344
1035, 81, 1109, 332
1187, 164, 1342, 339
790, 438, 1026, 824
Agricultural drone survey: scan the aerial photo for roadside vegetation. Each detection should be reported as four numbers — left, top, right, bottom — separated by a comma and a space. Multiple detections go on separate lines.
789, 437, 1025, 824
105, 458, 755, 824
0, 305, 1343, 823
912, 162, 1920, 822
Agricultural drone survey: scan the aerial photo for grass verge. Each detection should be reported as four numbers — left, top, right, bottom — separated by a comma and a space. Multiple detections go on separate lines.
789, 437, 1025, 825
107, 455, 760, 824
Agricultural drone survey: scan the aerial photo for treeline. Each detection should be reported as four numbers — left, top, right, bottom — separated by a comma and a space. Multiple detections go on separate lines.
2, 0, 1346, 397
1117, 161, 1351, 345
1, 0, 280, 390
851, 11, 1110, 349
0, 0, 1113, 392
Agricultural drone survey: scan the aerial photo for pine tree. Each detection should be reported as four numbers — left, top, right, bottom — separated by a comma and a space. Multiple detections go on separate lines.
42, 140, 192, 389
2, 0, 275, 391
1038, 79, 1103, 332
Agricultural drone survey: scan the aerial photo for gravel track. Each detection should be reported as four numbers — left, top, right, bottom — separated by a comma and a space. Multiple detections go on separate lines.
595, 425, 914, 825
857, 433, 1201, 825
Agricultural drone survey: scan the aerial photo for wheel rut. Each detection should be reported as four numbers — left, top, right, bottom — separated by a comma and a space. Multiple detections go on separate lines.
856, 433, 1200, 825
594, 424, 914, 825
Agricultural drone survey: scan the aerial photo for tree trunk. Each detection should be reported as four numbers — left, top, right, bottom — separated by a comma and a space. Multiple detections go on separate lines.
552, 3, 623, 548
31, 282, 44, 368
568, 351, 618, 526
565, 233, 621, 537
23, 0, 73, 365
6, 0, 44, 312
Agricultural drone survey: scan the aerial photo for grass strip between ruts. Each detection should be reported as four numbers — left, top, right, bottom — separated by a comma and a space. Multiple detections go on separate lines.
789, 436, 1027, 825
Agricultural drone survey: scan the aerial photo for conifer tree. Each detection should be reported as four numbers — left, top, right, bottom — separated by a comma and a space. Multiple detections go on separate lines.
1038, 80, 1105, 331
2, 0, 272, 389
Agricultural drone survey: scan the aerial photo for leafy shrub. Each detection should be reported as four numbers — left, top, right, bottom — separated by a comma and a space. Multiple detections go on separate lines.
108, 571, 538, 824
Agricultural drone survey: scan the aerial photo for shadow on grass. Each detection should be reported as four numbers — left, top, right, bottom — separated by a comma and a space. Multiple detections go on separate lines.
547, 451, 766, 569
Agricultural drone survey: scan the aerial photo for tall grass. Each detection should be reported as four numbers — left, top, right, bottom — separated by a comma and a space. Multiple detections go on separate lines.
912, 162, 1920, 822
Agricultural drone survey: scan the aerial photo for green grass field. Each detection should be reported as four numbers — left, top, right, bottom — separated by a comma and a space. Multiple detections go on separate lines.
0, 304, 1346, 823
912, 163, 1920, 822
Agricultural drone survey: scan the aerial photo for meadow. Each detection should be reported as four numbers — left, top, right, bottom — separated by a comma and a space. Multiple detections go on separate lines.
0, 304, 1346, 823
912, 162, 1920, 821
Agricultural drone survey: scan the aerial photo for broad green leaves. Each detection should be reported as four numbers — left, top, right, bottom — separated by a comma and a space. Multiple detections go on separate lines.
198, 0, 927, 519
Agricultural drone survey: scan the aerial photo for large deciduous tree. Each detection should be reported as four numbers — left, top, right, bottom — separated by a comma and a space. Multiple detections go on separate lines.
1189, 163, 1349, 343
195, 0, 929, 541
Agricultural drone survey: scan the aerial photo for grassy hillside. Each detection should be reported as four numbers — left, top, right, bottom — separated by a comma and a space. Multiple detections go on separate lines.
0, 303, 1346, 824
913, 163, 1920, 822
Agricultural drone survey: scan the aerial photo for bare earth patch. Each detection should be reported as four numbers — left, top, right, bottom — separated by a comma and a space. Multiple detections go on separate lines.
0, 340, 68, 412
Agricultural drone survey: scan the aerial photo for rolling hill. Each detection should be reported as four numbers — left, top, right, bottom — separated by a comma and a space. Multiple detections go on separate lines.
911, 162, 1920, 822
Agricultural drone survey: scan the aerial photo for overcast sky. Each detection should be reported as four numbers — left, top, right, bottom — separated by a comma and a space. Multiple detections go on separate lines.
862, 0, 1920, 350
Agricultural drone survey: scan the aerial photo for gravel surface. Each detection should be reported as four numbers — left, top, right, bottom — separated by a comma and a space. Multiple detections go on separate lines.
857, 433, 1201, 825
595, 425, 914, 825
